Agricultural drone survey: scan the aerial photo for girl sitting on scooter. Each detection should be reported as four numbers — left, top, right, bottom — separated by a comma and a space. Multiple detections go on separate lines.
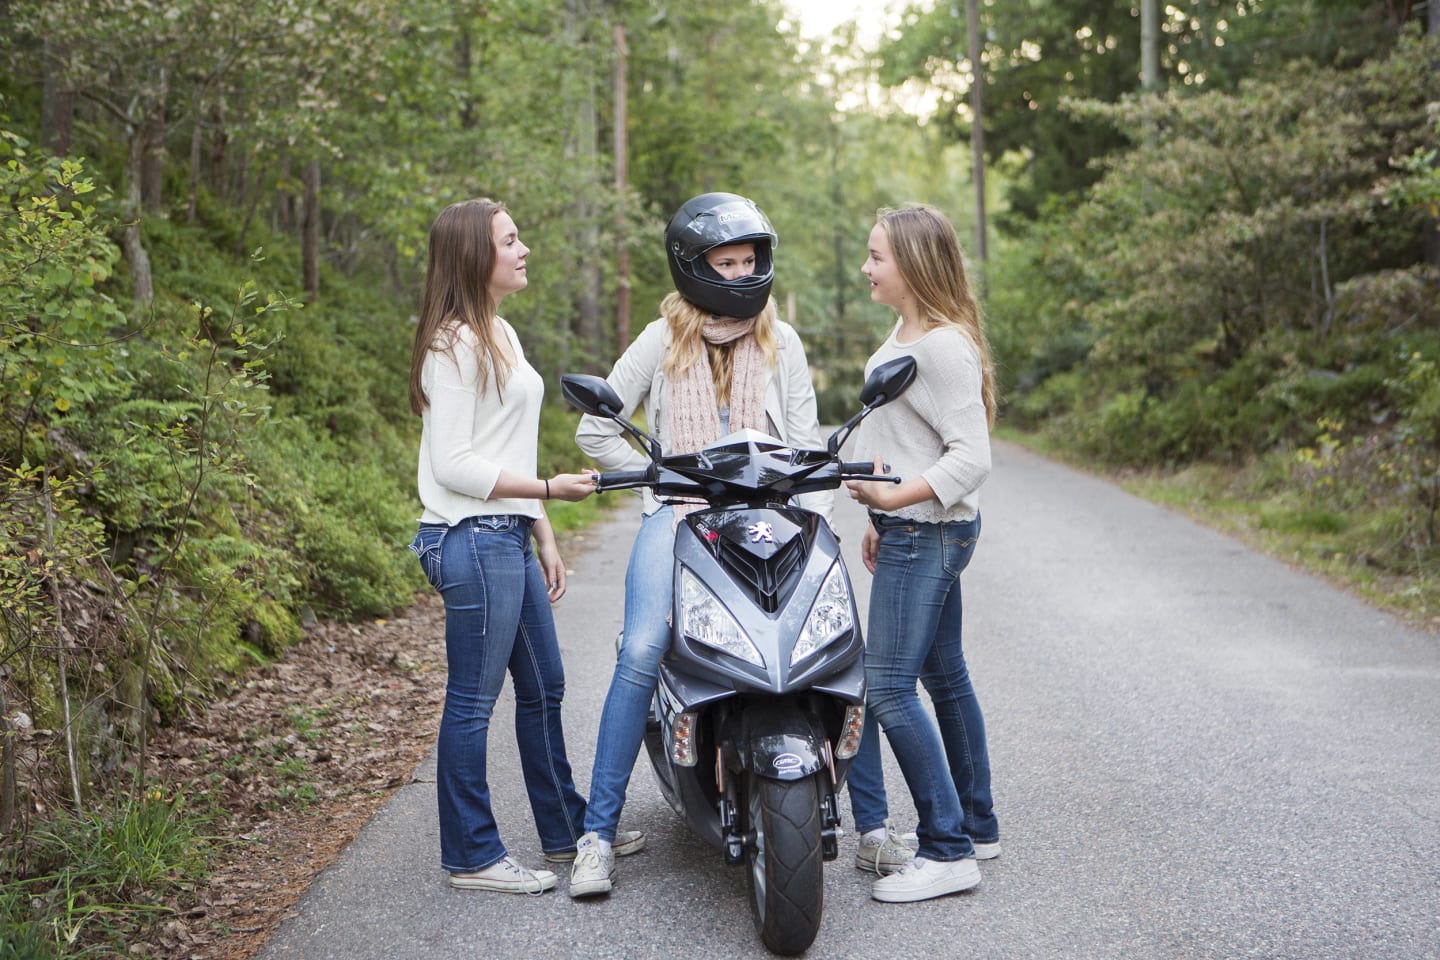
569, 191, 832, 898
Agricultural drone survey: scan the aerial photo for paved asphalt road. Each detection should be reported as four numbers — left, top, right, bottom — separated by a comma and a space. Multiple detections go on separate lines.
256, 440, 1439, 960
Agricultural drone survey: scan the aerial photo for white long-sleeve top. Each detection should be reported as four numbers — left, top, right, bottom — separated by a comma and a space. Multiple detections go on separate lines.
856, 320, 991, 523
416, 319, 544, 526
575, 317, 834, 522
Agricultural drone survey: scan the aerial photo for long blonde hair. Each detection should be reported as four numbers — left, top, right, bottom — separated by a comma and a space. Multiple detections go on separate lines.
408, 198, 513, 415
659, 292, 778, 407
877, 204, 997, 427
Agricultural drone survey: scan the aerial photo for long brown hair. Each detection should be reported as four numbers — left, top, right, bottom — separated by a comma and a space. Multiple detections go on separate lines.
877, 204, 997, 427
408, 198, 513, 415
659, 292, 778, 407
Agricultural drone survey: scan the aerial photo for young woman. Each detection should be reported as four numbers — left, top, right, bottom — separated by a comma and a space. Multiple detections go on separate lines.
844, 203, 1001, 904
568, 192, 831, 898
408, 197, 637, 894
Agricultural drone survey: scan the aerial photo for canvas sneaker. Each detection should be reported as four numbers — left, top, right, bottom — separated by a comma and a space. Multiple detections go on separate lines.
568, 831, 616, 898
871, 856, 981, 903
545, 829, 646, 863
854, 819, 915, 875
449, 856, 557, 894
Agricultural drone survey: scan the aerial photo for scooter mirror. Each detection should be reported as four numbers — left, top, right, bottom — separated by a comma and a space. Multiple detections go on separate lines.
858, 356, 918, 408
561, 373, 664, 462
826, 356, 920, 455
561, 374, 624, 418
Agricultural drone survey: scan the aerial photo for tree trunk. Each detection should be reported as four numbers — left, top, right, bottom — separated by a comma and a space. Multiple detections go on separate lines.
302, 159, 321, 302
140, 86, 167, 215
124, 118, 155, 307
566, 0, 602, 371
456, 18, 477, 130
613, 23, 631, 352
275, 151, 295, 232
188, 112, 204, 223
966, 0, 988, 277
1141, 0, 1160, 92
1426, 4, 1439, 267
41, 41, 74, 156
0, 680, 15, 835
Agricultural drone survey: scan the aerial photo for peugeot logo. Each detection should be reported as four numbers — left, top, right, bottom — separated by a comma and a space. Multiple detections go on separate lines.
747, 521, 775, 544
773, 753, 803, 773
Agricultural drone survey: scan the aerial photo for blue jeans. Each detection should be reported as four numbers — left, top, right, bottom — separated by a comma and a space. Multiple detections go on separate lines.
585, 506, 676, 841
864, 512, 998, 862
410, 516, 588, 872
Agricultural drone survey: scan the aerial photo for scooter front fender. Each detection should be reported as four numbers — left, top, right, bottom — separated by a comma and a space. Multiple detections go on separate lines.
731, 701, 828, 782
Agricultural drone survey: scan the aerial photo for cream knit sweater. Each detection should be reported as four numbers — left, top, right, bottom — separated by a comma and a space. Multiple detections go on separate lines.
855, 320, 991, 523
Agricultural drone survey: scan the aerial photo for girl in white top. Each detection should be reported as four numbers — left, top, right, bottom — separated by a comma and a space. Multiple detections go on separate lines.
407, 198, 614, 894
844, 204, 1002, 904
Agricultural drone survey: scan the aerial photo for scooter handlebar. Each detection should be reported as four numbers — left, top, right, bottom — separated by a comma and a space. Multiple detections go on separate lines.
594, 468, 654, 492
840, 460, 900, 483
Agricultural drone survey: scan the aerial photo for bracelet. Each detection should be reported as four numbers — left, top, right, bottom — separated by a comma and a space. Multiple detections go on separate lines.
544, 478, 550, 500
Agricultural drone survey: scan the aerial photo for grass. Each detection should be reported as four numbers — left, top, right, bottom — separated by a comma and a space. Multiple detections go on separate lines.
0, 791, 216, 959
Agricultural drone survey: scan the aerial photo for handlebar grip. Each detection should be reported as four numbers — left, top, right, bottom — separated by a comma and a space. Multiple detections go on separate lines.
595, 469, 652, 492
840, 460, 900, 483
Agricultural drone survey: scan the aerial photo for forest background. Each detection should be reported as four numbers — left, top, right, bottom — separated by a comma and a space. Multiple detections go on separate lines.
1, 0, 1437, 956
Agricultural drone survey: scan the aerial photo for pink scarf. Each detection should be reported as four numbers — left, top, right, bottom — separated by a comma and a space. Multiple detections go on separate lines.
666, 317, 767, 524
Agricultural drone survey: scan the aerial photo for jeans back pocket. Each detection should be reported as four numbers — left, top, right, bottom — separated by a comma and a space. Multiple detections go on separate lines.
409, 524, 448, 589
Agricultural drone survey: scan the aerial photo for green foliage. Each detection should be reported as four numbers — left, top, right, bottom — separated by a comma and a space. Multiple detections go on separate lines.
987, 29, 1438, 606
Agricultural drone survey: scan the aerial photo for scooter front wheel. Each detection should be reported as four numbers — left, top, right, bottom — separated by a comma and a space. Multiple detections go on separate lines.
745, 772, 824, 956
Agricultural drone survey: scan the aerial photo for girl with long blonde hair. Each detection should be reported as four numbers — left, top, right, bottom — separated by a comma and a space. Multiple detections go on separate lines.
567, 192, 831, 898
845, 203, 1003, 904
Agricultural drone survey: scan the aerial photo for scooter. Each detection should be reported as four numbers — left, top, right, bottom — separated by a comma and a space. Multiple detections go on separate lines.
561, 356, 916, 956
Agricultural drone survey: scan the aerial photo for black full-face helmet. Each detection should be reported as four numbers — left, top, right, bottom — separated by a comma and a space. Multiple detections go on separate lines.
665, 192, 778, 318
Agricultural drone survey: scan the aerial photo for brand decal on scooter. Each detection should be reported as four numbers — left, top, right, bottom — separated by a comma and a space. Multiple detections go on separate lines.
773, 753, 804, 773
747, 521, 775, 544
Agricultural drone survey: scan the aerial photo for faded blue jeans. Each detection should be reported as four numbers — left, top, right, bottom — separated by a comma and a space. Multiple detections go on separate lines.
410, 515, 588, 872
863, 512, 998, 862
584, 506, 676, 841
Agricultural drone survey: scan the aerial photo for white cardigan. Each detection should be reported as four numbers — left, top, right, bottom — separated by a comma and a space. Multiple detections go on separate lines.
575, 317, 834, 521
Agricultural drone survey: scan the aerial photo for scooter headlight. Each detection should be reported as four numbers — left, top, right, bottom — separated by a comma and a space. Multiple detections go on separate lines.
681, 568, 764, 666
791, 563, 853, 666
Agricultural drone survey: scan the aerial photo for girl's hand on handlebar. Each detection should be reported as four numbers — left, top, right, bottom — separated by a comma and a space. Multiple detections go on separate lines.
845, 457, 896, 511
547, 470, 599, 502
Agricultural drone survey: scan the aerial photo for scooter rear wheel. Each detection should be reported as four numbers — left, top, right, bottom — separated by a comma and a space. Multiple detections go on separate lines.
745, 773, 824, 955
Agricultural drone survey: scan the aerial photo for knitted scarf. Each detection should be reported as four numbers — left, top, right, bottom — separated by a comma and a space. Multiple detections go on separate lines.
666, 316, 767, 524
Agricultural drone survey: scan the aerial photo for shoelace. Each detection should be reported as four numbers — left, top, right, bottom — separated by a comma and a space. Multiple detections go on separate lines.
501, 856, 549, 896
573, 844, 604, 874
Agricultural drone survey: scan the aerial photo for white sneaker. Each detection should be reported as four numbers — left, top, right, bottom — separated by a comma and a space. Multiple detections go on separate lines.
568, 831, 616, 898
871, 856, 980, 903
855, 819, 915, 875
545, 829, 646, 862
449, 856, 557, 894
